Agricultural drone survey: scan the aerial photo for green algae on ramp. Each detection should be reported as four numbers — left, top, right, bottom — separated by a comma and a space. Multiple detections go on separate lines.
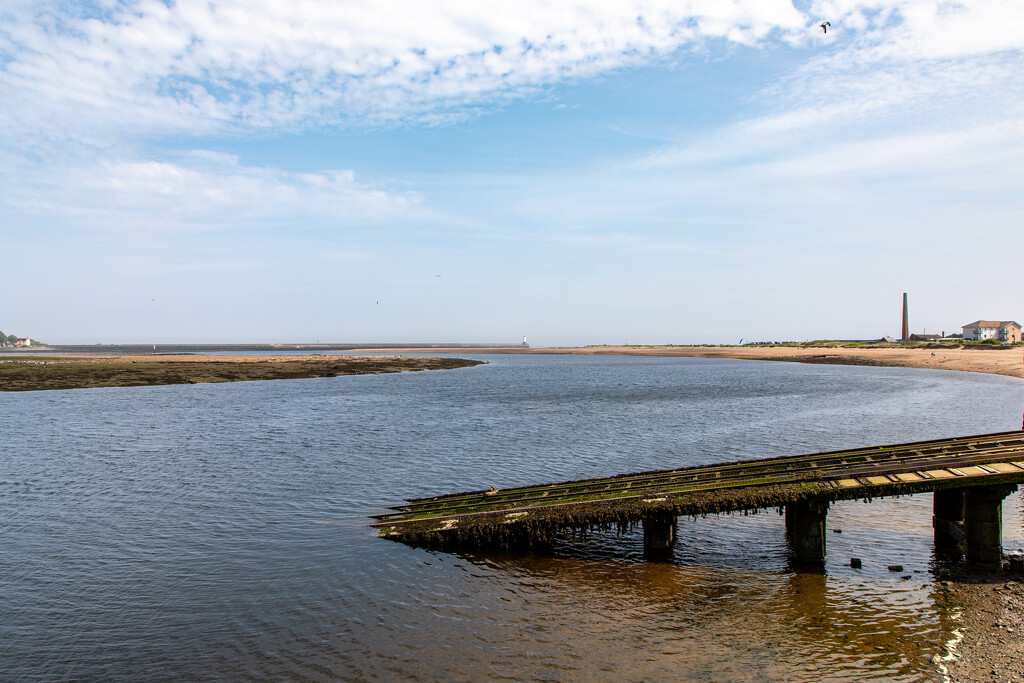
370, 431, 1024, 550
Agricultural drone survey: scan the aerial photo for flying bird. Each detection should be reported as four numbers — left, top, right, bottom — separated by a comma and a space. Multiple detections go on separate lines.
820, 21, 830, 33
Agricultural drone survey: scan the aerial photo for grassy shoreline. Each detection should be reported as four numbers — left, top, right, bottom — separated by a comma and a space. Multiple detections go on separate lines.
0, 354, 484, 392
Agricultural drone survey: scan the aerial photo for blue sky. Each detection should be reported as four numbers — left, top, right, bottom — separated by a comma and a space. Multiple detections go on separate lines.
2, 0, 1022, 345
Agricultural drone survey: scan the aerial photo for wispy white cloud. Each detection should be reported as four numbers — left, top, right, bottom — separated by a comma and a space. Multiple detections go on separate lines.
0, 151, 425, 234
1, 0, 809, 146
807, 0, 1024, 61
631, 0, 1024, 220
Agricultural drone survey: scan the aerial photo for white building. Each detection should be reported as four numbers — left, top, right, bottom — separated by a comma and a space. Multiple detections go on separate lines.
962, 321, 1022, 343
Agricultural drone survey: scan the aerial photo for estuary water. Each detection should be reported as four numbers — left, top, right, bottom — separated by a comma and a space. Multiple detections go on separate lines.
2, 354, 1023, 681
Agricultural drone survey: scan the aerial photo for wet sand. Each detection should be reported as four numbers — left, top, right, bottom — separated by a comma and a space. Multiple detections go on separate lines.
0, 354, 484, 392
942, 575, 1024, 683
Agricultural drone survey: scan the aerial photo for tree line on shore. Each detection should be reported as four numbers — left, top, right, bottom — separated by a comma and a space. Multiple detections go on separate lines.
0, 330, 42, 347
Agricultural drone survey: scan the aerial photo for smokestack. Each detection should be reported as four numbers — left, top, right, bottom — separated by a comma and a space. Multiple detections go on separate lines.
902, 293, 909, 341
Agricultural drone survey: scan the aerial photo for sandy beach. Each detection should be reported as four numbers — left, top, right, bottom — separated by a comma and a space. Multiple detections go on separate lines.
575, 344, 1024, 379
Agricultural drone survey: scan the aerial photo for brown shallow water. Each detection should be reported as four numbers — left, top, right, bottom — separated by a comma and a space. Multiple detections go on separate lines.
355, 490, 1022, 682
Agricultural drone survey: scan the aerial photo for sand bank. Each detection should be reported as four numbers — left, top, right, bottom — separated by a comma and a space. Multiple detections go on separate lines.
575, 345, 1024, 378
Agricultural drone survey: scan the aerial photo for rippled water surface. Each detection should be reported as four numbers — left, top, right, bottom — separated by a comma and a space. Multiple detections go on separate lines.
3, 354, 1023, 681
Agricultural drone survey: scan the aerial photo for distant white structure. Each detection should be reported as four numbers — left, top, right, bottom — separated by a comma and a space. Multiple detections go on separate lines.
522, 335, 528, 346
962, 320, 1021, 343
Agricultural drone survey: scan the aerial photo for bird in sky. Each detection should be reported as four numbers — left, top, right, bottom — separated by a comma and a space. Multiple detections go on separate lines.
820, 21, 831, 33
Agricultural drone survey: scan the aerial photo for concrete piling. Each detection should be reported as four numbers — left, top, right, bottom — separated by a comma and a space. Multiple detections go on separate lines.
786, 500, 829, 565
964, 484, 1016, 570
933, 488, 966, 560
642, 515, 677, 558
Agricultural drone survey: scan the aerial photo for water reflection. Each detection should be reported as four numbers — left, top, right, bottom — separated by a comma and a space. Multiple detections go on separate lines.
421, 547, 945, 682
409, 496, 954, 682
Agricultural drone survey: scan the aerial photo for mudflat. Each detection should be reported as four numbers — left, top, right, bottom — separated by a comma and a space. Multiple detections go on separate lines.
0, 354, 484, 392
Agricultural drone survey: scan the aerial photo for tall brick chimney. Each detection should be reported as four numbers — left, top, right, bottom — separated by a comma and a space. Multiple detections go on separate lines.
901, 293, 909, 341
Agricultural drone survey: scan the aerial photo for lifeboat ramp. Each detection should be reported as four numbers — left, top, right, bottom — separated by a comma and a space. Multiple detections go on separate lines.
370, 431, 1024, 568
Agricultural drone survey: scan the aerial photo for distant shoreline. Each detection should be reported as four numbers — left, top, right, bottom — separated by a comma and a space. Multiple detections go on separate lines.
340, 344, 1024, 380
4, 343, 1021, 390
13, 342, 525, 355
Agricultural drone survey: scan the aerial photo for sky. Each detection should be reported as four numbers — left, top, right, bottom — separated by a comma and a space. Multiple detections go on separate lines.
1, 0, 1022, 346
